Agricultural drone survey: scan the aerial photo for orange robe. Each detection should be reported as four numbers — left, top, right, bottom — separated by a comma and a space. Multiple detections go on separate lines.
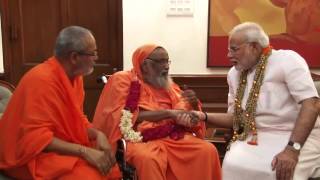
0, 57, 120, 180
93, 44, 221, 180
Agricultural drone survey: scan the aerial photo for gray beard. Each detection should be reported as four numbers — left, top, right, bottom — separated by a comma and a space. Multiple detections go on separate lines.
145, 75, 172, 90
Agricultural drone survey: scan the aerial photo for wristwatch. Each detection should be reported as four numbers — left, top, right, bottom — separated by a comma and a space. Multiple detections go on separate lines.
287, 141, 301, 151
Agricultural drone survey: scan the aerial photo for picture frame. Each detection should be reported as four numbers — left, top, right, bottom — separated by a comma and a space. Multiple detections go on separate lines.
207, 0, 320, 67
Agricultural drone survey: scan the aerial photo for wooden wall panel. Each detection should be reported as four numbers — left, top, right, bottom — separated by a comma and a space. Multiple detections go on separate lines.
0, 0, 11, 80
66, 0, 123, 119
172, 75, 228, 113
0, 0, 123, 119
5, 0, 65, 84
20, 1, 63, 64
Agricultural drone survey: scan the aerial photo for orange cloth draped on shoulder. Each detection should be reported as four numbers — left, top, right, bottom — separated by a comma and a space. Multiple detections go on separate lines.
93, 44, 221, 180
0, 57, 120, 180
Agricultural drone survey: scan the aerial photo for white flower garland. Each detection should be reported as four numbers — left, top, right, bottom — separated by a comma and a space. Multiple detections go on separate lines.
119, 109, 143, 142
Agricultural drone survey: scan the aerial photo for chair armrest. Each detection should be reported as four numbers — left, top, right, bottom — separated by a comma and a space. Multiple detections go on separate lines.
115, 139, 136, 180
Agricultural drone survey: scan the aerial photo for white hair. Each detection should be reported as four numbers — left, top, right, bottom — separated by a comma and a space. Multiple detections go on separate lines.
229, 22, 269, 47
54, 26, 93, 58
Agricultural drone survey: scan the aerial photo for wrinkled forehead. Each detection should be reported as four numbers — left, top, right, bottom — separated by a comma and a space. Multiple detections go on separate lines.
147, 47, 169, 59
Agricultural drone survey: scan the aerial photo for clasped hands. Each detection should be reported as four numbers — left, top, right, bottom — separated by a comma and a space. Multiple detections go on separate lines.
170, 110, 206, 127
81, 132, 116, 176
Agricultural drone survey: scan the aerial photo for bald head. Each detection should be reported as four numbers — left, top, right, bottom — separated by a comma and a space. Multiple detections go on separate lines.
54, 26, 94, 59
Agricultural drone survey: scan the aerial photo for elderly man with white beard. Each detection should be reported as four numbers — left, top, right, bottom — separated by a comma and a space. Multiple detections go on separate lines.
93, 44, 222, 180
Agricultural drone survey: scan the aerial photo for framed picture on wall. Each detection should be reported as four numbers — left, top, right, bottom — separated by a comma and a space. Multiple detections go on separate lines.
207, 0, 320, 67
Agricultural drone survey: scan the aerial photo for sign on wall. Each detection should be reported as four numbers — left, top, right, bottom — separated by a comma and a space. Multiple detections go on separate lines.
167, 0, 194, 17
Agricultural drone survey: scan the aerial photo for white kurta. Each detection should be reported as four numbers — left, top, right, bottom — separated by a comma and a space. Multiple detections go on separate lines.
223, 49, 320, 180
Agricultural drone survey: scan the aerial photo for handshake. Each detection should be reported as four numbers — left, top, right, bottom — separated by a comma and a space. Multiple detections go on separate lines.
169, 110, 206, 127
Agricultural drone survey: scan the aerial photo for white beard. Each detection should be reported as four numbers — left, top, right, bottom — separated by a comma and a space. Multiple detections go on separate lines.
145, 75, 172, 90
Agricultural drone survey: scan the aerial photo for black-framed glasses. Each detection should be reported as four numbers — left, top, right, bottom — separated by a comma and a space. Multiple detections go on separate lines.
146, 58, 171, 65
76, 51, 98, 57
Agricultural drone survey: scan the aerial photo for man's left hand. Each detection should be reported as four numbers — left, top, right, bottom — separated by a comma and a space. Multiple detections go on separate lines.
271, 147, 299, 180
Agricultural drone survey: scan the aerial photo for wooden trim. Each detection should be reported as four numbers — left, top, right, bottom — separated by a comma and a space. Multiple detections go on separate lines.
0, 80, 15, 92
0, 0, 14, 82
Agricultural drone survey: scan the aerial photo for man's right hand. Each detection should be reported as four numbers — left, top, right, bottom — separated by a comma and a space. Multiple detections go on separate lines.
81, 147, 116, 175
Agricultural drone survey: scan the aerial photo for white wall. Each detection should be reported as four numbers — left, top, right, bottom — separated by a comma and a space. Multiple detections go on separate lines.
123, 0, 229, 75
0, 2, 318, 75
123, 0, 320, 75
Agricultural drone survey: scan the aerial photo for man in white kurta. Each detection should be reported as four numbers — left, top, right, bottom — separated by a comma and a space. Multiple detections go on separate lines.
197, 22, 320, 180
223, 49, 320, 180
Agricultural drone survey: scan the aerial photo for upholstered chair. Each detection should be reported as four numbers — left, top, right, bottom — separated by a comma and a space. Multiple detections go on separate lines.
0, 80, 14, 118
0, 80, 14, 180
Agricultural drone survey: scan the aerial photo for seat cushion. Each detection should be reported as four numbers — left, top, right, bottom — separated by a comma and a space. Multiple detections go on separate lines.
0, 86, 12, 115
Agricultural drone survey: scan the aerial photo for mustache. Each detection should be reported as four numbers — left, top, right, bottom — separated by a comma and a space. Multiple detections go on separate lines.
160, 70, 169, 76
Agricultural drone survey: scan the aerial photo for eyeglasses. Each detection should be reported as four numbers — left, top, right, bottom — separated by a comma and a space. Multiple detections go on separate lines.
228, 42, 250, 54
146, 58, 171, 65
76, 51, 98, 57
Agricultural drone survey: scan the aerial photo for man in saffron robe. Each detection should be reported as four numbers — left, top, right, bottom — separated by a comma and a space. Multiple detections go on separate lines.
93, 44, 221, 180
195, 22, 320, 180
0, 26, 120, 179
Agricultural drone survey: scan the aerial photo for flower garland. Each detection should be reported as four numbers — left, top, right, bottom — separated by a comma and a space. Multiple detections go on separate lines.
227, 45, 272, 150
141, 122, 186, 142
118, 76, 200, 142
119, 79, 143, 142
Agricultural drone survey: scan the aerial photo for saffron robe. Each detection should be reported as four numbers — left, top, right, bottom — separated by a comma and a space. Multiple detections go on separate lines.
0, 57, 120, 180
93, 44, 221, 180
